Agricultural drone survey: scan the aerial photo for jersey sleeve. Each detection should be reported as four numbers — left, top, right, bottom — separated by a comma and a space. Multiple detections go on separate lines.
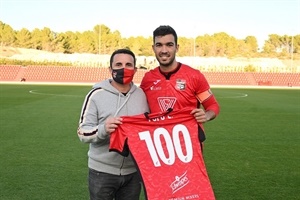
109, 128, 129, 157
193, 70, 220, 115
140, 71, 150, 91
193, 70, 211, 95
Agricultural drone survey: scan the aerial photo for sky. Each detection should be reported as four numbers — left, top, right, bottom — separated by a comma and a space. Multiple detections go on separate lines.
0, 0, 299, 48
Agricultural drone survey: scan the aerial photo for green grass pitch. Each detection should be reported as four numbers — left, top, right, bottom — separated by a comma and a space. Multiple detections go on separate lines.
0, 84, 299, 200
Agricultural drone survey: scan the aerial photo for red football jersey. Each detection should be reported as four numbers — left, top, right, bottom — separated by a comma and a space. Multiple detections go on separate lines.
140, 63, 211, 113
110, 108, 215, 200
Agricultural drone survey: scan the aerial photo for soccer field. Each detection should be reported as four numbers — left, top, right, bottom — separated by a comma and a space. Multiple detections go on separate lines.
0, 84, 299, 200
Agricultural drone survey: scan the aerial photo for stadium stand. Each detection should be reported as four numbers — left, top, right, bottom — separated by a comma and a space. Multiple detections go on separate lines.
203, 72, 250, 85
0, 65, 299, 87
252, 72, 300, 87
0, 65, 22, 81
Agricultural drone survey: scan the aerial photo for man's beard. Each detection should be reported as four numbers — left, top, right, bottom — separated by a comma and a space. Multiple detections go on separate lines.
157, 55, 175, 67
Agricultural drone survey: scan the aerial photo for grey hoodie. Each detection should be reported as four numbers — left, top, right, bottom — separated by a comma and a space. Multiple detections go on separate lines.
77, 79, 149, 175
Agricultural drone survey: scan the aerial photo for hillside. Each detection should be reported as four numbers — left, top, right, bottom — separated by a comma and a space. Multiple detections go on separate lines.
1, 46, 299, 72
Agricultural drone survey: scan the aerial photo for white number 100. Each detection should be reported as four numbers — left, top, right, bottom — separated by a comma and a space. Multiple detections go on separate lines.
138, 124, 193, 167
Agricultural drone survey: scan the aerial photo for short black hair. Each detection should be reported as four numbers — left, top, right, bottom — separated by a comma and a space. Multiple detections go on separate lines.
110, 48, 136, 68
153, 25, 178, 45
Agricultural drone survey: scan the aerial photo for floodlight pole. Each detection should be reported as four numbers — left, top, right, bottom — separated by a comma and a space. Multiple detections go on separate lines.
99, 24, 101, 55
193, 36, 196, 67
290, 35, 294, 71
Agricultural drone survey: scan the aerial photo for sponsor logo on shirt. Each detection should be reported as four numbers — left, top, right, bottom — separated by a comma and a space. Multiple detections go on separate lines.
150, 80, 162, 90
153, 80, 161, 85
150, 86, 161, 90
170, 171, 189, 194
158, 97, 177, 111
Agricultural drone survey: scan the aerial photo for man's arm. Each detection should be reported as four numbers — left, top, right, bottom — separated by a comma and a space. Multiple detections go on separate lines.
192, 90, 220, 123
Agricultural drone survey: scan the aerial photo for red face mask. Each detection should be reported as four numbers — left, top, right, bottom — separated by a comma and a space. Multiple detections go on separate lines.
112, 68, 135, 84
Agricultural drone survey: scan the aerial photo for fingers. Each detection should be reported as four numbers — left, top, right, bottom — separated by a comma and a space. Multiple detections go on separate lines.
190, 108, 205, 116
190, 108, 199, 115
191, 108, 208, 123
106, 124, 117, 133
105, 117, 123, 133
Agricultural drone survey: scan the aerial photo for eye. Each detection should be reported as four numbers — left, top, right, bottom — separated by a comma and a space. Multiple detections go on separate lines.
125, 63, 134, 68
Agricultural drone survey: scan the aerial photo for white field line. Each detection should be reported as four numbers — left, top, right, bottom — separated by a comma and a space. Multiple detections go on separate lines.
29, 90, 83, 97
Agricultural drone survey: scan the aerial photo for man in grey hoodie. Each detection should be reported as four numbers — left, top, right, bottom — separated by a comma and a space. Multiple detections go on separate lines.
77, 48, 149, 200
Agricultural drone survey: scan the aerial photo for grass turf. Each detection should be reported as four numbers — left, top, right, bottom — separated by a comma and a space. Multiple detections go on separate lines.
0, 84, 299, 200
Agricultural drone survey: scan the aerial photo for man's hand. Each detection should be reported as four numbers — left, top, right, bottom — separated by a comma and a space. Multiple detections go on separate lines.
191, 108, 216, 123
105, 117, 123, 134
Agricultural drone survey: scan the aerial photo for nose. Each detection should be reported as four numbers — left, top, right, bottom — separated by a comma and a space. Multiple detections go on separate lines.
161, 45, 168, 53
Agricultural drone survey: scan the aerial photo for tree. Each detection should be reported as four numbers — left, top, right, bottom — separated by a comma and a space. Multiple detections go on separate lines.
244, 36, 258, 53
31, 28, 42, 50
77, 31, 96, 53
52, 32, 70, 53
292, 35, 300, 53
263, 34, 281, 53
280, 35, 291, 54
15, 28, 32, 48
40, 27, 56, 51
196, 34, 213, 56
0, 21, 16, 46
63, 31, 79, 53
94, 24, 118, 54
1, 20, 299, 60
178, 37, 193, 56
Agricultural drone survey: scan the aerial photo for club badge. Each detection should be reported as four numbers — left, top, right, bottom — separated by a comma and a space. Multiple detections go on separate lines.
175, 79, 186, 90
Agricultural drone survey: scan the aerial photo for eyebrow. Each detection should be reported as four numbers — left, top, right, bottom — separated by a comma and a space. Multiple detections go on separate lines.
155, 41, 175, 45
115, 61, 133, 66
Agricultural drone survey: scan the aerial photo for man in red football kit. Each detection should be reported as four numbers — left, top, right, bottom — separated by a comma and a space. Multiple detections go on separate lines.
140, 25, 220, 146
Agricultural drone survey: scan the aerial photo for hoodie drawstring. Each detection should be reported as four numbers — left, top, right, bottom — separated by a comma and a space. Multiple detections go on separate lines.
113, 93, 131, 117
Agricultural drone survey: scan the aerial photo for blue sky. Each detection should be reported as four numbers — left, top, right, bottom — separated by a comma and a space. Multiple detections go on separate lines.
0, 0, 299, 47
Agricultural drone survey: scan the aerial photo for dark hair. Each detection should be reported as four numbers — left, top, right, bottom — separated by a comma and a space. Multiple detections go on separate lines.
153, 25, 178, 45
110, 48, 136, 68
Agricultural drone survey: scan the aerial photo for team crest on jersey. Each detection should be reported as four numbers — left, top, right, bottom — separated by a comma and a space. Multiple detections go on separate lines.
175, 79, 186, 90
158, 97, 177, 111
